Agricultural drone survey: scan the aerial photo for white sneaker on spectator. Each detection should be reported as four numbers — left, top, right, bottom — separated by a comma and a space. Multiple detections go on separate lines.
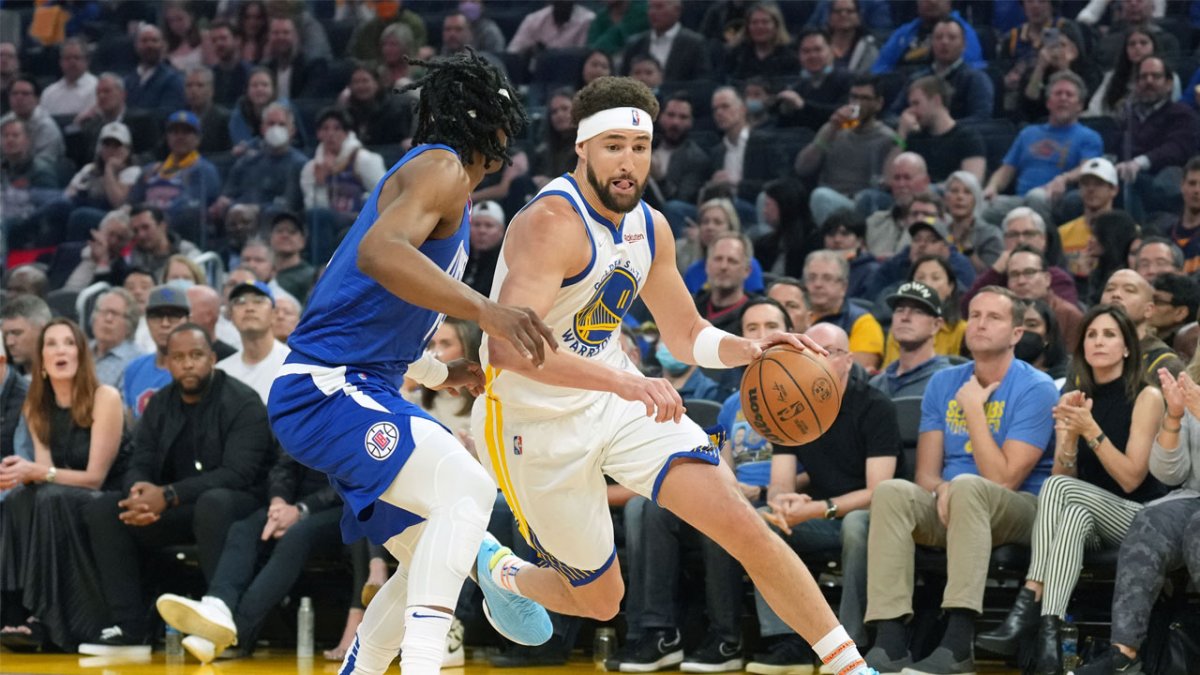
156, 594, 237, 650
181, 635, 229, 664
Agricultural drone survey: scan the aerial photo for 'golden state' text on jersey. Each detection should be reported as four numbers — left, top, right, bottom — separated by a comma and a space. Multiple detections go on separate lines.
481, 173, 656, 418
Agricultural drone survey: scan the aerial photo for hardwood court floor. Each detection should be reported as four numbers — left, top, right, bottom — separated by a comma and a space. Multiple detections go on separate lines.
0, 651, 1025, 674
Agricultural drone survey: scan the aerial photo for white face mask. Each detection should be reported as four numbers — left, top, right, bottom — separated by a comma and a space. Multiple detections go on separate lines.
264, 124, 290, 148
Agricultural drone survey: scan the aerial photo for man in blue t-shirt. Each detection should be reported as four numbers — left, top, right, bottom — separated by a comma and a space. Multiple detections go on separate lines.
982, 71, 1102, 222
119, 286, 191, 419
863, 287, 1056, 675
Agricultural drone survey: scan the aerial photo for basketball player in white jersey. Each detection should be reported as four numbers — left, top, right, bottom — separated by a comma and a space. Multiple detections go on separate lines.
472, 76, 876, 675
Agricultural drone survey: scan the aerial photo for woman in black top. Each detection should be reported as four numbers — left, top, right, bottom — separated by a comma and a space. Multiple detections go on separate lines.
0, 318, 126, 651
976, 304, 1166, 673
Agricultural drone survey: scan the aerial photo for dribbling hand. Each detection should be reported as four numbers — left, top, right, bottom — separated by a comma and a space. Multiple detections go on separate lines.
745, 332, 827, 363
479, 301, 558, 367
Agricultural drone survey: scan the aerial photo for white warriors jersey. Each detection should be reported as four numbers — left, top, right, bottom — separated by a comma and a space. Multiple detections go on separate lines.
481, 173, 657, 418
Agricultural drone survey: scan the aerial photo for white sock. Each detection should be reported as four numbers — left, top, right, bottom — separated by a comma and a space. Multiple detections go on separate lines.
337, 632, 399, 675
813, 625, 867, 675
489, 550, 531, 596
399, 606, 453, 675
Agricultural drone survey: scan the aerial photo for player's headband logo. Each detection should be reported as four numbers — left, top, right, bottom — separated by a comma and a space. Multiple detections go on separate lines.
576, 107, 654, 145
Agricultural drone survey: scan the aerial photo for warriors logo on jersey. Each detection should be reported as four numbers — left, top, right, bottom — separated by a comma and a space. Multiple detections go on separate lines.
564, 260, 640, 357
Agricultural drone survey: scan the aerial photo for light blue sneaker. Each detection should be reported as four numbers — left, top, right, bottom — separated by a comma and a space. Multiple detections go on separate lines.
476, 533, 552, 646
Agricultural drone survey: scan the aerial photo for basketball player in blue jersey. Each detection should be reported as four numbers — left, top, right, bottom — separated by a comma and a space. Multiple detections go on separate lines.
473, 77, 878, 675
153, 51, 556, 675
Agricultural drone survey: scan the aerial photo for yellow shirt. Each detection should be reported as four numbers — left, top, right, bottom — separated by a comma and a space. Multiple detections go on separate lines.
848, 312, 885, 357
882, 320, 967, 366
1058, 216, 1094, 279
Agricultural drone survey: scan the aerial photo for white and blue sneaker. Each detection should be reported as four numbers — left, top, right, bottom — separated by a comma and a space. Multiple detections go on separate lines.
476, 533, 552, 646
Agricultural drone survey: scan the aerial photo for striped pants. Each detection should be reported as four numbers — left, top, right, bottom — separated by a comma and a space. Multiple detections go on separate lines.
1026, 475, 1143, 618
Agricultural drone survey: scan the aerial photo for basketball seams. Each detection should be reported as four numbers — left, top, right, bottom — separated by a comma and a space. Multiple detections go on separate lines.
772, 355, 823, 441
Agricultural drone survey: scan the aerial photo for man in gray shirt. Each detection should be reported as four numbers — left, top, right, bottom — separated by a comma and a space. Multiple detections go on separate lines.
798, 74, 899, 227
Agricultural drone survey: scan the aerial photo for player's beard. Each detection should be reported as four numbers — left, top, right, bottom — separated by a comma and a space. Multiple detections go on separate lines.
587, 163, 645, 214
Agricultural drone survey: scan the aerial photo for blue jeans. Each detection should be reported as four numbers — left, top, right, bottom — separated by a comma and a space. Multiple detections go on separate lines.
753, 510, 870, 645
636, 497, 745, 644
809, 187, 892, 227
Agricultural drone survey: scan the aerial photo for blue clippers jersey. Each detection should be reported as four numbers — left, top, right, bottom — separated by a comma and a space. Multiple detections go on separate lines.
288, 144, 470, 386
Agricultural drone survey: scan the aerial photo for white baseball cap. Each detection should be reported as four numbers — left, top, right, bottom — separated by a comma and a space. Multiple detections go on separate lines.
472, 200, 506, 224
98, 121, 132, 147
1079, 157, 1118, 187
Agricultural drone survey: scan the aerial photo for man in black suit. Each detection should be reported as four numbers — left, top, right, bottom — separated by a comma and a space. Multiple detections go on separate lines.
653, 92, 711, 207
72, 73, 159, 166
262, 15, 326, 101
622, 0, 711, 82
124, 23, 185, 112
777, 28, 853, 130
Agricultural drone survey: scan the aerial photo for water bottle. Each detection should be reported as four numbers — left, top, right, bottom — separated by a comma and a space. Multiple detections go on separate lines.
297, 596, 314, 658
593, 627, 617, 666
1061, 616, 1080, 670
164, 625, 184, 662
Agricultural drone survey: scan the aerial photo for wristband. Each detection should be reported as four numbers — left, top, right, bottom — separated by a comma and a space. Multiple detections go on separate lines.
163, 484, 179, 508
297, 502, 310, 519
693, 326, 733, 369
406, 351, 449, 387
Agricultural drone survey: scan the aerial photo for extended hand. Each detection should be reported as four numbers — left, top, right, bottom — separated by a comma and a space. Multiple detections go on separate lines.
1159, 367, 1185, 418
745, 332, 827, 363
478, 301, 558, 366
1179, 372, 1200, 420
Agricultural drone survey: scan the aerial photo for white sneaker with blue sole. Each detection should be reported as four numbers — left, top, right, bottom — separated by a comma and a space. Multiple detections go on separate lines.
476, 533, 552, 646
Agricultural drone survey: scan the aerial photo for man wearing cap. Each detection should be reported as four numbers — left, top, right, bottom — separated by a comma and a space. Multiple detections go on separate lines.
865, 199, 977, 301
871, 281, 952, 398
217, 282, 290, 404
267, 212, 314, 303
124, 23, 185, 112
1058, 157, 1118, 283
119, 285, 191, 419
463, 200, 506, 296
1113, 57, 1200, 220
130, 110, 221, 224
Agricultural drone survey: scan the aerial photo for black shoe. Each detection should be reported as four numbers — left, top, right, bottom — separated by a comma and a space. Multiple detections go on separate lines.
682, 632, 743, 673
608, 628, 683, 673
747, 635, 815, 674
77, 625, 152, 657
899, 645, 974, 675
1034, 615, 1062, 674
1068, 646, 1144, 674
488, 634, 567, 667
976, 587, 1041, 656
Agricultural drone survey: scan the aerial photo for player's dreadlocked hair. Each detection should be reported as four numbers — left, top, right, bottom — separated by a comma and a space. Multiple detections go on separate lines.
399, 48, 527, 168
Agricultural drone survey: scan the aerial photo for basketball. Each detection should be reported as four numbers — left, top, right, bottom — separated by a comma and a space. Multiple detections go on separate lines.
740, 345, 843, 446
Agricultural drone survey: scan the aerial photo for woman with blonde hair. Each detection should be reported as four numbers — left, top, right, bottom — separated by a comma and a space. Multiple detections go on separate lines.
679, 198, 767, 294
0, 319, 126, 652
726, 2, 798, 80
161, 254, 206, 287
943, 171, 1003, 274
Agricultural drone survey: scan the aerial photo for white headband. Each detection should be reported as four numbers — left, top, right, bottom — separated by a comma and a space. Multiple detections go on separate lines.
576, 107, 654, 145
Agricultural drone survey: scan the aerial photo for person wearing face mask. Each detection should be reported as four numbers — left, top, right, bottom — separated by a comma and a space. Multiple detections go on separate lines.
652, 341, 725, 402
1014, 298, 1070, 382
208, 102, 307, 223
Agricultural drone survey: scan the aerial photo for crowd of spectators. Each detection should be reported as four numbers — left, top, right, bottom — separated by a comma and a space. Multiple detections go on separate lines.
3, 0, 1200, 673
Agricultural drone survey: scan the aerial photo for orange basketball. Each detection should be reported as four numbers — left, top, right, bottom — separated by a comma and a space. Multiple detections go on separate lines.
740, 345, 843, 446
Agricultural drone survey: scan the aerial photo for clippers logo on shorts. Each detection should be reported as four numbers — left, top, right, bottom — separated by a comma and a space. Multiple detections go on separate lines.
513, 435, 523, 455
365, 421, 400, 460
564, 262, 640, 357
